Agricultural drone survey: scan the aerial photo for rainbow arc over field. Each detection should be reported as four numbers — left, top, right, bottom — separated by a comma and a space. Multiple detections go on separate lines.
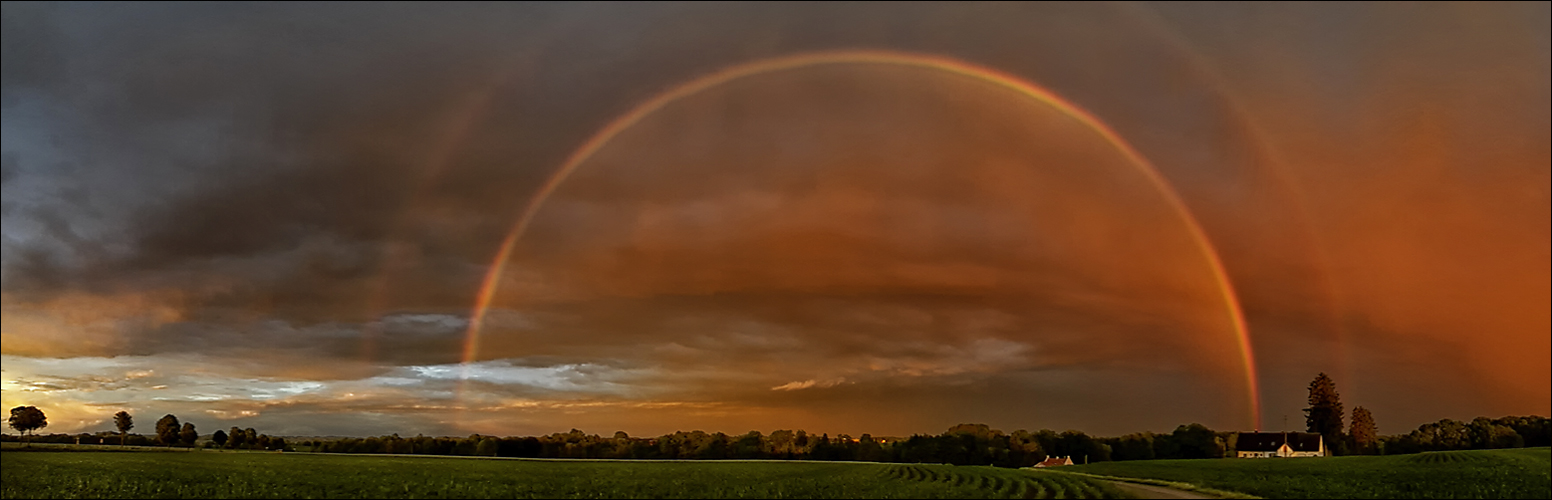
457, 50, 1262, 428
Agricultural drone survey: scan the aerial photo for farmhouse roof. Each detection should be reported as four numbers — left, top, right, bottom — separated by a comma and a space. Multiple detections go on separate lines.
1236, 432, 1322, 452
1286, 433, 1322, 452
1236, 433, 1282, 452
1035, 456, 1072, 467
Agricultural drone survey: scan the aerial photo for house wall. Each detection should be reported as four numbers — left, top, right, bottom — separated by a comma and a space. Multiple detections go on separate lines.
1235, 434, 1330, 458
1238, 450, 1323, 458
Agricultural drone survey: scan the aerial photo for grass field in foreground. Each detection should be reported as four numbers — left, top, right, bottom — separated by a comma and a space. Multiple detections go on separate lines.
0, 451, 1125, 499
1064, 447, 1551, 499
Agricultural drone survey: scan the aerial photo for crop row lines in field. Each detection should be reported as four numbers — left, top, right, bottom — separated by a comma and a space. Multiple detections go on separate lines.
877, 464, 1115, 499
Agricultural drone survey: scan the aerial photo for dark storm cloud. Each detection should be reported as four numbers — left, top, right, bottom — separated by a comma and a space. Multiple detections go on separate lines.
0, 3, 65, 100
0, 3, 535, 309
0, 154, 16, 186
123, 313, 474, 374
0, 2, 1266, 314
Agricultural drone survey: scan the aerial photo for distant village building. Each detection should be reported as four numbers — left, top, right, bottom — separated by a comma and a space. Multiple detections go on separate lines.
1033, 456, 1074, 468
1235, 432, 1326, 458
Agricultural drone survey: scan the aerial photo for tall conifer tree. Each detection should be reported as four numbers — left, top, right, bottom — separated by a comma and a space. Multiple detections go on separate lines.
1350, 406, 1378, 454
1304, 372, 1345, 453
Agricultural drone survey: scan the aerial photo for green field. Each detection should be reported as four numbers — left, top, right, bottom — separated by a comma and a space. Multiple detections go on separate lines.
0, 451, 1124, 499
1063, 447, 1552, 499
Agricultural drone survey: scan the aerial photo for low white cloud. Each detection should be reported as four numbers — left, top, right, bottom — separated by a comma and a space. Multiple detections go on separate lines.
771, 377, 847, 391
862, 338, 1034, 377
376, 313, 469, 336
404, 360, 645, 394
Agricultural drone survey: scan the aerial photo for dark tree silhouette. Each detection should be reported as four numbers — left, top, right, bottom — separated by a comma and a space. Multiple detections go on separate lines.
1350, 406, 1378, 454
7, 406, 48, 446
113, 411, 134, 446
1467, 417, 1523, 449
1170, 423, 1223, 459
212, 429, 228, 448
1304, 372, 1345, 453
180, 422, 198, 447
155, 414, 181, 446
227, 426, 244, 449
475, 437, 499, 456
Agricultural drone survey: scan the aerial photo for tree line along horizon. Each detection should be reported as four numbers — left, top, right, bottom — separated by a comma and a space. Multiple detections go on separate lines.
5, 407, 290, 452
5, 373, 1548, 466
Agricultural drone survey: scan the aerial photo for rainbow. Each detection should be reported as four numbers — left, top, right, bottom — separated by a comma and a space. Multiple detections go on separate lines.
1115, 2, 1352, 406
358, 79, 509, 365
460, 49, 1262, 428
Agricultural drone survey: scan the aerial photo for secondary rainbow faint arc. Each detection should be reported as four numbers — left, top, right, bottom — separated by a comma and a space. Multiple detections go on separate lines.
460, 49, 1263, 428
1115, 1, 1355, 401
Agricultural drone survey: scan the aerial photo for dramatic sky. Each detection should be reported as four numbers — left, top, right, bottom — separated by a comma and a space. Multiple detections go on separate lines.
2, 2, 1547, 438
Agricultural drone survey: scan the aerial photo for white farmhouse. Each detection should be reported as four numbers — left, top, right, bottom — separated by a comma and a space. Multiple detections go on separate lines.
1235, 432, 1326, 458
